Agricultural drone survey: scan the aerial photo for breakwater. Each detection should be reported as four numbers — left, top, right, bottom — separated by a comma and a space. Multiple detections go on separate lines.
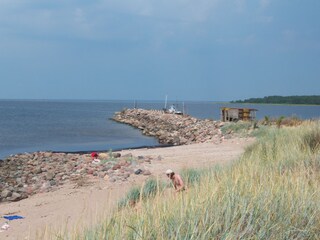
113, 108, 225, 145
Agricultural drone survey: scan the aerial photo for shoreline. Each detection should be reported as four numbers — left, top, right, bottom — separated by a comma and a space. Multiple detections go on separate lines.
0, 144, 173, 161
51, 143, 174, 155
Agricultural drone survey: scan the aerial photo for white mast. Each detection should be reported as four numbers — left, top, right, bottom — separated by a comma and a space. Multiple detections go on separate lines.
164, 95, 168, 109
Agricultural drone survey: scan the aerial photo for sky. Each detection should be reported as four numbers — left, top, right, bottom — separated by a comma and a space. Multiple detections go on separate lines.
0, 0, 319, 101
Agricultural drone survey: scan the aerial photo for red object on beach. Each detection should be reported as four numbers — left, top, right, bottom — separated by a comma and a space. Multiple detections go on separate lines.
91, 152, 98, 158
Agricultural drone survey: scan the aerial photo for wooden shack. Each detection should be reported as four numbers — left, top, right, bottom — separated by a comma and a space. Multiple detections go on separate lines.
221, 107, 257, 122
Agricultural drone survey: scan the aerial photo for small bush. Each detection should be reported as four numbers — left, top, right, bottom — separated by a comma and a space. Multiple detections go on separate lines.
118, 178, 164, 208
302, 127, 320, 153
118, 186, 141, 208
261, 116, 303, 127
276, 116, 285, 128
263, 115, 270, 125
142, 178, 160, 199
281, 115, 303, 126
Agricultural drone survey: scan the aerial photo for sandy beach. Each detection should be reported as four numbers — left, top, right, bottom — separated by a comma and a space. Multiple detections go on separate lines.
0, 137, 254, 240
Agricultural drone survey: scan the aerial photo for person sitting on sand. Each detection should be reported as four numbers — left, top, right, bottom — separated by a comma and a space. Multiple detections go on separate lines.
166, 169, 185, 192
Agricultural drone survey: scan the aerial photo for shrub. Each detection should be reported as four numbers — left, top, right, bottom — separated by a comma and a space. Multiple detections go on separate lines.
276, 116, 285, 128
118, 186, 141, 208
118, 178, 165, 208
142, 178, 160, 199
281, 115, 303, 126
302, 126, 320, 153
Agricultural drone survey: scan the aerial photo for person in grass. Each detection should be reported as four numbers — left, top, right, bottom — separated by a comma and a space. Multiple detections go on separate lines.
166, 169, 185, 192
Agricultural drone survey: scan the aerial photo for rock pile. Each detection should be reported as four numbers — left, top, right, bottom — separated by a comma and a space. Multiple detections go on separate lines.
113, 108, 225, 145
0, 151, 159, 203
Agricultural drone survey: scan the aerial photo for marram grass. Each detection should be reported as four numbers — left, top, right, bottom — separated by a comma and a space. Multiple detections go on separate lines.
59, 121, 320, 239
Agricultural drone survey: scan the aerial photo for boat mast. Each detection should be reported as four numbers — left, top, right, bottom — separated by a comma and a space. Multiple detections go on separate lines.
164, 95, 168, 110
182, 102, 185, 115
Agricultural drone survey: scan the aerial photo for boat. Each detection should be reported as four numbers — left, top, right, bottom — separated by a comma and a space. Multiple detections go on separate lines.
167, 105, 183, 115
163, 95, 184, 115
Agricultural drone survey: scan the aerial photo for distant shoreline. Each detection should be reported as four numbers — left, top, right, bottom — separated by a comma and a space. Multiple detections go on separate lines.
232, 95, 320, 105
228, 102, 320, 107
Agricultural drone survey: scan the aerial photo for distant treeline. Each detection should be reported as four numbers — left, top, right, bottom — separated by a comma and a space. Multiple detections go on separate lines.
232, 95, 320, 105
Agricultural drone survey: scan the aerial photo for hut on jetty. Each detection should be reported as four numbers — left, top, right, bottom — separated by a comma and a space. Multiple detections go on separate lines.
220, 107, 257, 122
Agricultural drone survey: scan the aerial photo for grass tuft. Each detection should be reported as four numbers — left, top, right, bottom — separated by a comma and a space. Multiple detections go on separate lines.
118, 178, 165, 209
302, 125, 320, 153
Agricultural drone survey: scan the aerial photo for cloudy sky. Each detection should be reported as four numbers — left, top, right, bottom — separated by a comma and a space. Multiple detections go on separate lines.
0, 0, 319, 101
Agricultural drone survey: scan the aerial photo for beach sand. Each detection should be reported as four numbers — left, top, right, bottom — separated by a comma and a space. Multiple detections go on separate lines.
0, 137, 254, 240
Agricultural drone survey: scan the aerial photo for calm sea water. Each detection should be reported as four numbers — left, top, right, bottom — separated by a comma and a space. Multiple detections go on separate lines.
0, 100, 319, 159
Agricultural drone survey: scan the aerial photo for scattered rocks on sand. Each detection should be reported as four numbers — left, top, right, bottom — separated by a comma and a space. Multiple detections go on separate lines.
0, 151, 160, 203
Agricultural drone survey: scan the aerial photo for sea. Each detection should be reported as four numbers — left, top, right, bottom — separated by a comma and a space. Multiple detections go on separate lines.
0, 100, 319, 159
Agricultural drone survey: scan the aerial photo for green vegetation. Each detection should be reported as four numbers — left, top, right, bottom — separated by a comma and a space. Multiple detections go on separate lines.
55, 121, 320, 239
261, 115, 303, 127
118, 178, 165, 208
232, 95, 320, 105
220, 121, 253, 137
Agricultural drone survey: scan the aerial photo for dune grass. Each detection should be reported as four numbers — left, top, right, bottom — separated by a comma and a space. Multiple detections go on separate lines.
59, 121, 320, 239
118, 178, 165, 208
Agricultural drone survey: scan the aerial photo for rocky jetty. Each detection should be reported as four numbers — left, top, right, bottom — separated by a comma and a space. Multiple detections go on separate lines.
0, 151, 159, 203
113, 108, 225, 145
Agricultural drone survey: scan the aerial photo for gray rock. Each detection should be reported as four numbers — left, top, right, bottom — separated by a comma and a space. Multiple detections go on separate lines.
1, 189, 12, 198
122, 153, 133, 158
134, 169, 143, 175
143, 170, 151, 175
112, 164, 121, 170
123, 173, 130, 179
35, 167, 42, 174
112, 153, 121, 158
50, 180, 56, 186
46, 171, 55, 181
9, 192, 22, 201
109, 177, 116, 183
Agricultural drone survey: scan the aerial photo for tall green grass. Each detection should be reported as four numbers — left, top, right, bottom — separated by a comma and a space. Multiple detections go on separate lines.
118, 178, 166, 208
61, 121, 320, 239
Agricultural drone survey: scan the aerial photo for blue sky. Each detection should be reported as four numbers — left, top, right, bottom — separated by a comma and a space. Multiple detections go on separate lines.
0, 0, 319, 101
